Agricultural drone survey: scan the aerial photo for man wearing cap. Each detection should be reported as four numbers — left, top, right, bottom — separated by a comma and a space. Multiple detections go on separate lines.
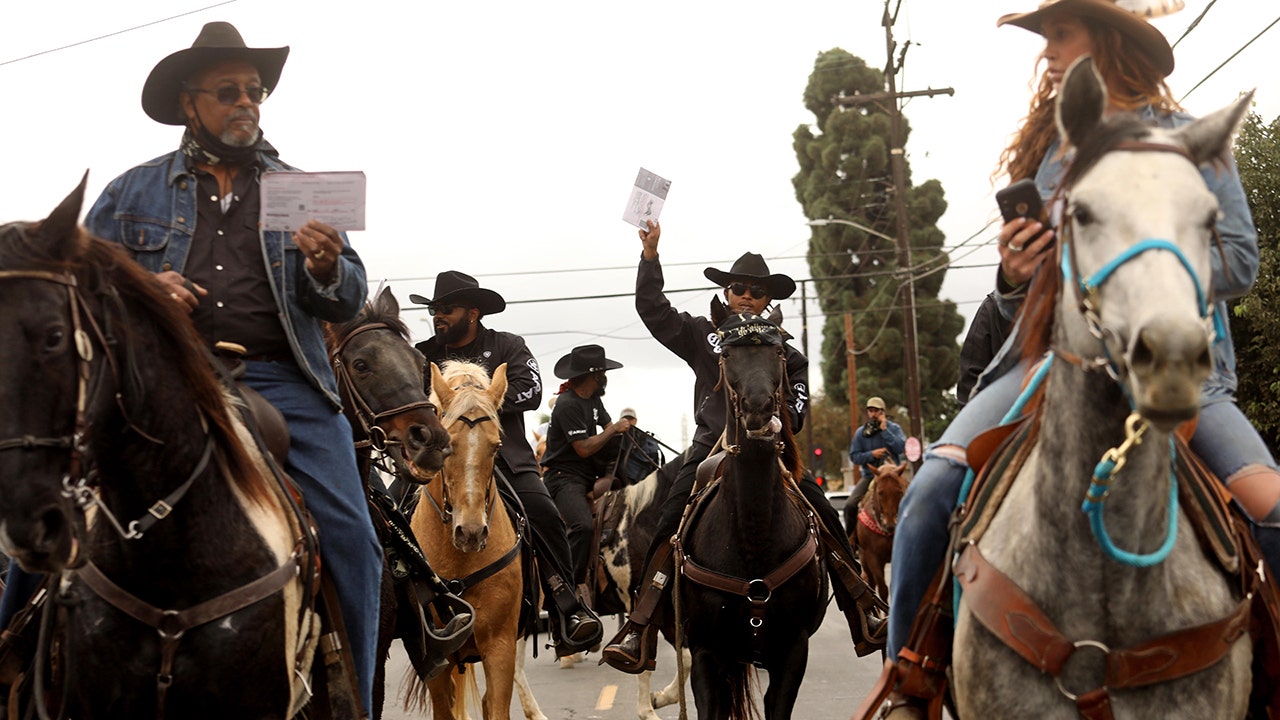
80, 21, 380, 711
601, 220, 885, 674
540, 345, 631, 594
845, 397, 907, 523
412, 272, 603, 655
617, 408, 664, 485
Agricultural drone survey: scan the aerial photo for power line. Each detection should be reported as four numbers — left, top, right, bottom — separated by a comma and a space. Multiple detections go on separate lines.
1180, 13, 1280, 104
0, 1, 238, 69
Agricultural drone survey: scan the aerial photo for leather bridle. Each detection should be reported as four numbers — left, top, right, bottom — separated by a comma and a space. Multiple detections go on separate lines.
329, 321, 439, 453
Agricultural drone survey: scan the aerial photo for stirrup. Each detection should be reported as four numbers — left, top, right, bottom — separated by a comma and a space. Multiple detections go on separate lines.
599, 623, 657, 674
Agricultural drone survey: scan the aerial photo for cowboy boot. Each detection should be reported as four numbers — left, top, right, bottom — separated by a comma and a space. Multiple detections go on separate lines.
601, 542, 674, 674
881, 691, 928, 719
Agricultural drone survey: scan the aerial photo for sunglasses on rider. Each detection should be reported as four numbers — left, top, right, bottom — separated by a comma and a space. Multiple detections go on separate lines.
429, 303, 470, 316
727, 282, 769, 299
186, 84, 270, 106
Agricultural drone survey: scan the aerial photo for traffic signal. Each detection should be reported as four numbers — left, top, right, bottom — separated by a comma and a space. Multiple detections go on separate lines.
812, 445, 825, 483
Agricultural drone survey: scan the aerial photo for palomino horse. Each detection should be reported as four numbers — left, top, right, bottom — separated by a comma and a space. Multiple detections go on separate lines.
596, 456, 692, 720
851, 462, 908, 602
951, 59, 1261, 718
676, 314, 826, 720
407, 360, 544, 720
0, 180, 330, 717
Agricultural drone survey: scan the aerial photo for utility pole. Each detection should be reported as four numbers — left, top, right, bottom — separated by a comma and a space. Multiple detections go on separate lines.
831, 0, 952, 443
800, 279, 813, 456
844, 313, 859, 434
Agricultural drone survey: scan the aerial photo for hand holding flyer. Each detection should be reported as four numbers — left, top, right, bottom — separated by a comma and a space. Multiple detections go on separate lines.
260, 171, 366, 232
621, 168, 671, 229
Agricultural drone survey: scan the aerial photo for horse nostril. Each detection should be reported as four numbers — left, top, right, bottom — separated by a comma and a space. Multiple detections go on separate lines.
1132, 329, 1156, 371
34, 506, 67, 552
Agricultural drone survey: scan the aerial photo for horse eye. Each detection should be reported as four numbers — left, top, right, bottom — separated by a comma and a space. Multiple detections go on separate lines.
352, 359, 370, 373
43, 325, 66, 352
1071, 205, 1093, 226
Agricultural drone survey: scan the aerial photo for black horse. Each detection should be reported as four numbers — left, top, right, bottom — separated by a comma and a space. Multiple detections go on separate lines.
0, 179, 381, 718
676, 315, 827, 720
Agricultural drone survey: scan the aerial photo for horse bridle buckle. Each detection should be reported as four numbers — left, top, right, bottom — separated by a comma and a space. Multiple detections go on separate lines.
1053, 639, 1111, 702
746, 578, 771, 603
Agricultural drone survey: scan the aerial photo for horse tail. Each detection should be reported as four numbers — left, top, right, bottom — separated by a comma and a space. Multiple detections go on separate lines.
728, 666, 761, 720
455, 665, 481, 719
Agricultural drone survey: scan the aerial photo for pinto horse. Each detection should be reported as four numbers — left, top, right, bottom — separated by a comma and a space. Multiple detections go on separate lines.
676, 316, 826, 720
851, 462, 907, 602
407, 360, 544, 720
950, 59, 1265, 718
0, 180, 330, 717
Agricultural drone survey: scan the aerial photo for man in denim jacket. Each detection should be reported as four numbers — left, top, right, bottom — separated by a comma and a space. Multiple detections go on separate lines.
81, 22, 381, 713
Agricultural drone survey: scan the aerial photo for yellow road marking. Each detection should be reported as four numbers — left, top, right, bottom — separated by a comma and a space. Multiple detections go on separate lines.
597, 684, 618, 710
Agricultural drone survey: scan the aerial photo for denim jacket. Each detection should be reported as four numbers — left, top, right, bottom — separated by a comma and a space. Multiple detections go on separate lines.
84, 149, 368, 408
987, 106, 1258, 403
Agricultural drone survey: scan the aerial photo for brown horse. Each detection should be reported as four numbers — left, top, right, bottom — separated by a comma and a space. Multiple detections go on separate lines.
850, 462, 908, 602
407, 360, 543, 720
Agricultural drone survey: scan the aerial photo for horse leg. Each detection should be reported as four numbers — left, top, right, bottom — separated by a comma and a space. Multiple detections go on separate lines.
649, 646, 691, 710
426, 672, 456, 720
477, 638, 517, 720
689, 646, 734, 720
512, 637, 548, 720
762, 636, 810, 720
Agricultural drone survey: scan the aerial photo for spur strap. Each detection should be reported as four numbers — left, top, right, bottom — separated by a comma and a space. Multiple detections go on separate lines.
954, 543, 1251, 717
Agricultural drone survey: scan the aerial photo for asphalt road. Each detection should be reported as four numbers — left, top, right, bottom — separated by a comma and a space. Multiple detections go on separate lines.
378, 605, 887, 719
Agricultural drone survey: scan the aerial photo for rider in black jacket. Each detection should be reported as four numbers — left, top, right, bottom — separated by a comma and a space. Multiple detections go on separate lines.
600, 221, 885, 674
413, 270, 602, 656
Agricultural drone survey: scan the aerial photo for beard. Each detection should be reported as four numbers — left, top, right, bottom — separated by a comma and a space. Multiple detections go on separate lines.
222, 110, 261, 147
436, 319, 471, 346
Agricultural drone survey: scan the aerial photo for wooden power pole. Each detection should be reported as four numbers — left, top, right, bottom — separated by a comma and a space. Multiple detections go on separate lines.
832, 1, 952, 443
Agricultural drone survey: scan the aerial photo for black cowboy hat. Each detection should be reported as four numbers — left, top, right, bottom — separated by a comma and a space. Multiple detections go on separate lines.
704, 252, 796, 300
143, 22, 289, 126
554, 344, 623, 380
408, 271, 506, 315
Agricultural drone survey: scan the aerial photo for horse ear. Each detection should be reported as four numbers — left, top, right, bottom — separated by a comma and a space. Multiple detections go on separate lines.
429, 362, 454, 408
1056, 56, 1107, 150
711, 294, 729, 327
865, 463, 878, 477
375, 286, 399, 316
40, 171, 90, 261
488, 363, 509, 410
1171, 90, 1254, 169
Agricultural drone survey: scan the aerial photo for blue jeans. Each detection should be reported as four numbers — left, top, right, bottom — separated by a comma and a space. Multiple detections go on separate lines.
243, 360, 382, 712
887, 368, 1279, 660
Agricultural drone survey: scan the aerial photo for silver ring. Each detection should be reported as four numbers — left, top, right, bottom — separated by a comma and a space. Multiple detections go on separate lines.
1008, 243, 1024, 253
314, 249, 326, 260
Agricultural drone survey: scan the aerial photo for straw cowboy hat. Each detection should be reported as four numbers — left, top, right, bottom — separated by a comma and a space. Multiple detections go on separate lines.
704, 253, 797, 300
143, 21, 289, 125
554, 345, 623, 380
866, 397, 887, 410
997, 0, 1175, 76
409, 271, 506, 315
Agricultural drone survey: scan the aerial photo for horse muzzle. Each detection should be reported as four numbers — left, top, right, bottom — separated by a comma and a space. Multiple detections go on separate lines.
743, 415, 783, 440
404, 421, 452, 476
0, 502, 79, 573
1127, 317, 1212, 432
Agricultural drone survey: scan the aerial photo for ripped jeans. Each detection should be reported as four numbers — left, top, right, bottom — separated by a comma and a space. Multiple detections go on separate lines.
886, 365, 1280, 659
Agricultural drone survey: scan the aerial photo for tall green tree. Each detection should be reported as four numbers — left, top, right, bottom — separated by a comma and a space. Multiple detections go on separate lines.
792, 48, 963, 440
1230, 110, 1280, 455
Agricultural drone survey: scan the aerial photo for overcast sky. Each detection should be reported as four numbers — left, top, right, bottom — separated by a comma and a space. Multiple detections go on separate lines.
3, 0, 1276, 451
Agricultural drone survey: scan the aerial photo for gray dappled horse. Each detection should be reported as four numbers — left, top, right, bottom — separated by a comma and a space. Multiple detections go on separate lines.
951, 58, 1257, 718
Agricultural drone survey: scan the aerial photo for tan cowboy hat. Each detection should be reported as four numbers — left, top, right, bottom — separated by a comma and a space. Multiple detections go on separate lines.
997, 0, 1175, 77
408, 270, 506, 315
704, 253, 796, 300
143, 22, 289, 126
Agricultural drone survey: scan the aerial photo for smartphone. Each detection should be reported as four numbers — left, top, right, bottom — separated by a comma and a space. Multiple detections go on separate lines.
995, 179, 1044, 224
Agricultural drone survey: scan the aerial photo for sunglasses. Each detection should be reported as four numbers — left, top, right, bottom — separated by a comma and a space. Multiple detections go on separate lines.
187, 84, 270, 106
429, 304, 469, 316
727, 282, 769, 299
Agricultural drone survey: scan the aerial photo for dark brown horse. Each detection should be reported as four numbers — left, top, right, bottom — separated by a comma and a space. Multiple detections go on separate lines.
325, 286, 459, 718
676, 316, 826, 720
0, 181, 332, 717
850, 462, 908, 602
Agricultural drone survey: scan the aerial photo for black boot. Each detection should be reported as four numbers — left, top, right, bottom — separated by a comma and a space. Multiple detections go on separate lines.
601, 622, 657, 674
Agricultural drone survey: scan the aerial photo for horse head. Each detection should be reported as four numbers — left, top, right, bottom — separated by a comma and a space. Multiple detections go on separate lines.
0, 178, 98, 571
867, 461, 908, 533
429, 360, 507, 552
1049, 57, 1252, 431
717, 313, 787, 440
328, 287, 452, 478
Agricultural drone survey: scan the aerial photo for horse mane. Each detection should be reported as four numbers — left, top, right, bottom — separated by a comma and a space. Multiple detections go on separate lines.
1017, 114, 1157, 363
780, 410, 802, 480
0, 224, 272, 505
434, 360, 503, 433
